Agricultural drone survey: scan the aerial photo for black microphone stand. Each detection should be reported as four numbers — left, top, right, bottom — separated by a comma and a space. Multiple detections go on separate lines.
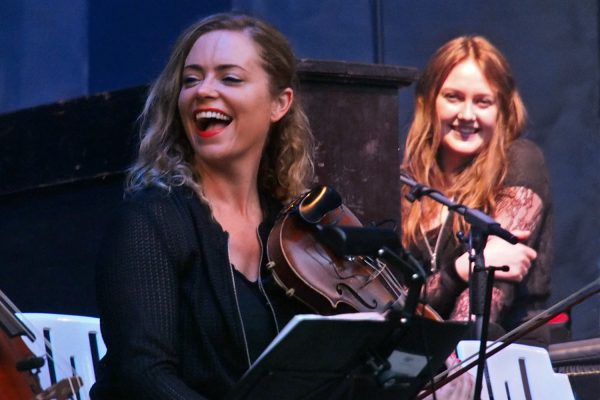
400, 173, 517, 400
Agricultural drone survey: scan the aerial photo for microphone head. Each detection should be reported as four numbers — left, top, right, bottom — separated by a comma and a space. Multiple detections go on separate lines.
297, 186, 342, 224
319, 225, 400, 257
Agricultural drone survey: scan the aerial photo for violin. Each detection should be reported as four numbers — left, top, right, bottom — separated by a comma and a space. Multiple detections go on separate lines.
0, 290, 82, 400
267, 185, 440, 320
0, 327, 43, 399
266, 186, 600, 398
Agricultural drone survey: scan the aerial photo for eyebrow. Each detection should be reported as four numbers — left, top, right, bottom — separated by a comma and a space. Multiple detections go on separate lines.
440, 86, 495, 96
182, 64, 247, 72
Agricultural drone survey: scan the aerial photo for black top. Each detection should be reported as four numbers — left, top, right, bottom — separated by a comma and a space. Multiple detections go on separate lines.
232, 268, 277, 364
90, 185, 308, 400
411, 139, 553, 336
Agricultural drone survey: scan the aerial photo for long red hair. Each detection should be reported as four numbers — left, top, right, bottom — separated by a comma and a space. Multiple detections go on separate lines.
401, 35, 527, 246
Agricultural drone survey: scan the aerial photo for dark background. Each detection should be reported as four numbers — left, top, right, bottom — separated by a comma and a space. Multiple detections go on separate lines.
1, 0, 598, 341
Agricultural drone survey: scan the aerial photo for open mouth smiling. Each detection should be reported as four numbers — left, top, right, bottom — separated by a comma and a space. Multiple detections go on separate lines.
194, 109, 233, 138
451, 124, 480, 136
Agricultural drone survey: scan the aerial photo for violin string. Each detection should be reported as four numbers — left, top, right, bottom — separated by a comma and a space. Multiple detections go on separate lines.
378, 267, 404, 297
361, 256, 387, 286
376, 263, 405, 298
361, 256, 404, 298
66, 375, 77, 394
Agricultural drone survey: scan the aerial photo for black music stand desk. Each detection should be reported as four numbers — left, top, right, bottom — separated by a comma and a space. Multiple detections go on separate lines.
226, 313, 468, 400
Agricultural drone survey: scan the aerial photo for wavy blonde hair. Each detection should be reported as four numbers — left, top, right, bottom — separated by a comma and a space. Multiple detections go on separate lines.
401, 35, 527, 246
126, 13, 314, 203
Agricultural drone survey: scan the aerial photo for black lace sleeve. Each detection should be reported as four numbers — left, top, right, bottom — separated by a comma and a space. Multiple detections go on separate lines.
449, 139, 552, 324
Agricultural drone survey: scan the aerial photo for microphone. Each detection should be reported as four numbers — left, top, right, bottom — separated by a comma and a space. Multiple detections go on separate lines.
316, 224, 428, 288
317, 225, 401, 257
463, 208, 518, 244
399, 169, 415, 183
400, 170, 518, 244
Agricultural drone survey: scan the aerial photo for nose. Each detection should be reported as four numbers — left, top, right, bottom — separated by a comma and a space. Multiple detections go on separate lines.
196, 77, 218, 98
458, 102, 476, 121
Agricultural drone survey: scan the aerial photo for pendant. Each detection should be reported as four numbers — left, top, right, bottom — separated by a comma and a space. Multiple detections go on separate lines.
430, 253, 437, 272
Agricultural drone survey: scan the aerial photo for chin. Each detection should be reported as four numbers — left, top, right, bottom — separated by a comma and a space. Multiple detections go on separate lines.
447, 141, 483, 154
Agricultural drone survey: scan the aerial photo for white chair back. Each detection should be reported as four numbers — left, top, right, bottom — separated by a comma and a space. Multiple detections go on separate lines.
16, 312, 106, 400
456, 340, 575, 400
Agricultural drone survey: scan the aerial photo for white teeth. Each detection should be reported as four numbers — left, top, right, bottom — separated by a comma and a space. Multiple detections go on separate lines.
195, 111, 231, 121
452, 125, 478, 135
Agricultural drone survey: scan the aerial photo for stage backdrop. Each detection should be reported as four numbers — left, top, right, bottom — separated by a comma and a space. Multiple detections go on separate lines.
1, 0, 598, 340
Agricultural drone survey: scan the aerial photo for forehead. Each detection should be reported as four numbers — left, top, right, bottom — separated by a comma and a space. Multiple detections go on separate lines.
441, 59, 495, 94
184, 30, 262, 68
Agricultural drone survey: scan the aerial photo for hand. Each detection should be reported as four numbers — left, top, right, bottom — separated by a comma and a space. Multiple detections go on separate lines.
455, 230, 537, 282
420, 354, 474, 400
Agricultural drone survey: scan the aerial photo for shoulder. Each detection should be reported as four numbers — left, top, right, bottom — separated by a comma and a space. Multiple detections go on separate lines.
124, 185, 194, 205
504, 138, 551, 199
506, 138, 546, 169
103, 186, 207, 265
115, 185, 210, 235
123, 185, 203, 215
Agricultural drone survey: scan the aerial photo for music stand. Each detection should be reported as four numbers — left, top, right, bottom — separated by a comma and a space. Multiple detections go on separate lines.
226, 313, 467, 400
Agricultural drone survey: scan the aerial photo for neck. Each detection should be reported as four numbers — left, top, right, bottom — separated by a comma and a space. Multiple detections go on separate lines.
195, 152, 263, 213
203, 174, 261, 217
439, 151, 472, 177
421, 203, 449, 231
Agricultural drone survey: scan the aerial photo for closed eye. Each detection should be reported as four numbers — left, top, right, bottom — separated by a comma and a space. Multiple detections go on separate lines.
182, 75, 203, 87
442, 92, 462, 102
476, 97, 495, 107
222, 76, 243, 84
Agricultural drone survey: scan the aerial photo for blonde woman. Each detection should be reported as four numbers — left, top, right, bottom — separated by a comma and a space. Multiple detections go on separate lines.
91, 13, 314, 399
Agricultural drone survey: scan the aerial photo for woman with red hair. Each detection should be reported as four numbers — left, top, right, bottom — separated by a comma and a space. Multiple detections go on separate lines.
402, 35, 552, 343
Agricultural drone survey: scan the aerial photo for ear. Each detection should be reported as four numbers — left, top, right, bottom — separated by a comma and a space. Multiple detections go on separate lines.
270, 88, 294, 123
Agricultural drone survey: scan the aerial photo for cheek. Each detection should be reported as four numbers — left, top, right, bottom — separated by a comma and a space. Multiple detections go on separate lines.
435, 99, 445, 118
251, 95, 277, 125
481, 109, 499, 130
177, 92, 187, 121
436, 102, 457, 122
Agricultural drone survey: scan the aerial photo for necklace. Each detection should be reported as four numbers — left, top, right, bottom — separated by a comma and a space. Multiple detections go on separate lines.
229, 263, 252, 368
419, 212, 450, 273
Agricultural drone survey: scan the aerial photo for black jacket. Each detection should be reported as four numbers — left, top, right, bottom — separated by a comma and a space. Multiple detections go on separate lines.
90, 186, 304, 399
